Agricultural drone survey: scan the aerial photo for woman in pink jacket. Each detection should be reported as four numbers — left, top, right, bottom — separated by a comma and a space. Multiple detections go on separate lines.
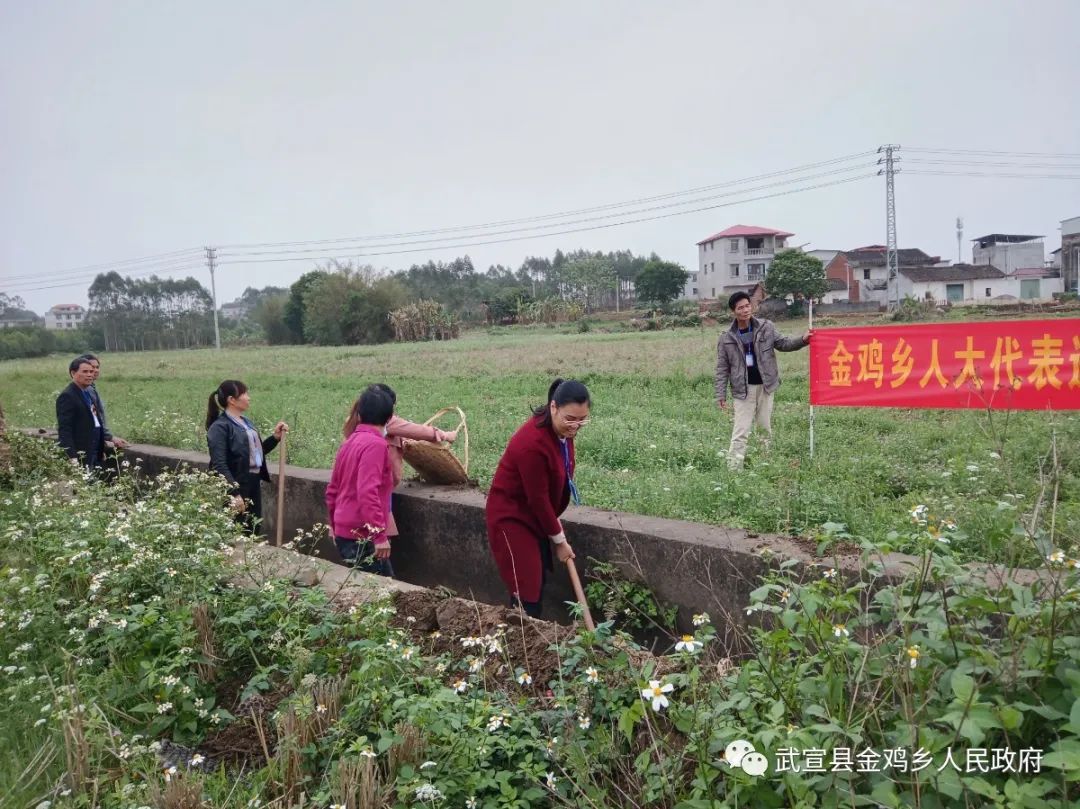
373, 383, 458, 539
325, 386, 397, 576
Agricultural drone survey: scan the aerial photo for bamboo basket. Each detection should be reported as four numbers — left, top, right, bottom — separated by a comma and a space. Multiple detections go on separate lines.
400, 407, 469, 485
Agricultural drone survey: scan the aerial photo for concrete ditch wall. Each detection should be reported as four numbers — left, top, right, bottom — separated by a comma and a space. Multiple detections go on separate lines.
54, 438, 1041, 643
117, 442, 897, 638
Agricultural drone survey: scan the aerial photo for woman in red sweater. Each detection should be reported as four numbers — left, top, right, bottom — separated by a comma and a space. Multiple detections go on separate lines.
486, 378, 591, 618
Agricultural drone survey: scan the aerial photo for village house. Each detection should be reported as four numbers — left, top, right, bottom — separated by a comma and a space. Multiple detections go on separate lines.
897, 263, 1062, 304
687, 225, 795, 301
1061, 215, 1080, 294
44, 303, 86, 330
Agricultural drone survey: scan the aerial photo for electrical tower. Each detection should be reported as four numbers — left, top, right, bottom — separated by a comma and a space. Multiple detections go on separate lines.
877, 145, 900, 308
205, 246, 221, 350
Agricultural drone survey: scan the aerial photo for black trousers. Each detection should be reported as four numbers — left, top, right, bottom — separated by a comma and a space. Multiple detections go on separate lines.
236, 472, 263, 535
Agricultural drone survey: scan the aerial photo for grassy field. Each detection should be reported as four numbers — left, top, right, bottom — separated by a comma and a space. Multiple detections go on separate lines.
2, 321, 1078, 564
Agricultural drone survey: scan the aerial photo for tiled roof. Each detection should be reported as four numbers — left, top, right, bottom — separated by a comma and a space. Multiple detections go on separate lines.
698, 225, 794, 244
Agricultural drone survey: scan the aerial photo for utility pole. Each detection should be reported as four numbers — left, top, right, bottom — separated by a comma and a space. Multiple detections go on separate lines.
956, 216, 964, 264
877, 145, 900, 309
205, 246, 221, 350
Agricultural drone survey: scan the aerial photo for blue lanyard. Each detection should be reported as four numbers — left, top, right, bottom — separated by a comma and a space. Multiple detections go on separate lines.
560, 439, 581, 506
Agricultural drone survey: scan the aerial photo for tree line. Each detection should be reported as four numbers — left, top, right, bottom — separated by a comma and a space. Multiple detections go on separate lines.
0, 247, 693, 358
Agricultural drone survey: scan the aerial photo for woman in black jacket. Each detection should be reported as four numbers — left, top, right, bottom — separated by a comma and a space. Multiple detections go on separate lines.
205, 380, 288, 534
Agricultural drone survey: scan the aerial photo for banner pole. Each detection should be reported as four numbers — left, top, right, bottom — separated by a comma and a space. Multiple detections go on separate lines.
808, 298, 815, 459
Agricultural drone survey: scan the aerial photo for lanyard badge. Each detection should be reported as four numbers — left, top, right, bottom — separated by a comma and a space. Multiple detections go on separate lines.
561, 440, 581, 506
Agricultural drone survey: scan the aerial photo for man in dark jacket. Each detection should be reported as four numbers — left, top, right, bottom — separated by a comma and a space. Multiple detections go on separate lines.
56, 356, 107, 468
715, 291, 811, 468
79, 354, 129, 452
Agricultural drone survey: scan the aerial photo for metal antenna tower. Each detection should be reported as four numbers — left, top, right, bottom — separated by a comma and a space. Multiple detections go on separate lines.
877, 145, 900, 308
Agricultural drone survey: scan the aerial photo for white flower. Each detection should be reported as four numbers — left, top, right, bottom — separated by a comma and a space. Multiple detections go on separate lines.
114, 618, 128, 630
577, 713, 591, 730
420, 760, 436, 769
414, 783, 443, 802
162, 675, 180, 686
189, 753, 205, 766
545, 771, 558, 789
585, 666, 600, 684
163, 765, 177, 781
401, 647, 415, 661
486, 713, 509, 732
452, 678, 469, 694
675, 634, 702, 653
156, 702, 173, 714
691, 612, 711, 627
34, 718, 46, 727
386, 638, 400, 650
406, 616, 417, 624
359, 748, 376, 758
641, 679, 675, 712
467, 657, 483, 673
1048, 550, 1066, 565
316, 704, 327, 714
516, 671, 532, 686
822, 568, 838, 580
301, 672, 317, 687
909, 504, 929, 523
466, 798, 478, 809
833, 623, 850, 638
907, 645, 921, 669
329, 804, 346, 809
35, 802, 51, 809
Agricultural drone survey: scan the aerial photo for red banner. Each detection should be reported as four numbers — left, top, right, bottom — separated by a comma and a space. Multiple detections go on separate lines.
809, 319, 1080, 409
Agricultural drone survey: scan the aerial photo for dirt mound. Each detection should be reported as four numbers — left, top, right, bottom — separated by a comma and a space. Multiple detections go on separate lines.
199, 681, 289, 768
391, 590, 571, 691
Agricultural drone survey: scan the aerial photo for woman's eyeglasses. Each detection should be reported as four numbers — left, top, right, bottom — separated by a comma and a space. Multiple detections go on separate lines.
561, 416, 590, 427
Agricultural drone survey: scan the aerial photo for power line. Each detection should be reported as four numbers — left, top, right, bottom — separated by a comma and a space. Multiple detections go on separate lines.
217, 151, 878, 249
218, 162, 879, 260
905, 170, 1080, 180
2, 262, 208, 294
218, 173, 878, 267
905, 147, 1080, 159
1, 247, 204, 284
3, 254, 210, 285
906, 158, 1080, 169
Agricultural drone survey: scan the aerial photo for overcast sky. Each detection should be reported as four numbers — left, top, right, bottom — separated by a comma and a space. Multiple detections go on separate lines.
2, 1, 1078, 314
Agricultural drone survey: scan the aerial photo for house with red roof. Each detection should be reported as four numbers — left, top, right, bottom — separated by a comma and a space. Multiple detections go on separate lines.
687, 225, 795, 301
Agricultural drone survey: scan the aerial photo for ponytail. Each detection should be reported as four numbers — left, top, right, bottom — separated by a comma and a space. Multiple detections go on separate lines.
533, 378, 590, 426
206, 380, 248, 430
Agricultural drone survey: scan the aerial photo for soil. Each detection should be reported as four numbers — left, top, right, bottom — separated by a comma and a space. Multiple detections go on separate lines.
788, 533, 863, 560
389, 589, 571, 691
198, 673, 290, 768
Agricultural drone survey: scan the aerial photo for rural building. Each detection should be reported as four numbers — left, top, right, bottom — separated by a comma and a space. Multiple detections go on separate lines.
808, 249, 860, 302
897, 263, 1063, 304
821, 277, 850, 303
220, 300, 251, 321
44, 303, 86, 330
687, 225, 795, 301
1061, 215, 1080, 294
842, 245, 942, 306
0, 309, 40, 329
971, 233, 1044, 275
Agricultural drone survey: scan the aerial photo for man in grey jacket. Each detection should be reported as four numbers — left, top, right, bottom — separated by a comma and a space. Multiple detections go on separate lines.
715, 291, 810, 468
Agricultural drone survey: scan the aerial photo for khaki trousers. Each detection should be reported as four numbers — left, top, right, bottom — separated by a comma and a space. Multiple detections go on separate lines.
728, 385, 773, 469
